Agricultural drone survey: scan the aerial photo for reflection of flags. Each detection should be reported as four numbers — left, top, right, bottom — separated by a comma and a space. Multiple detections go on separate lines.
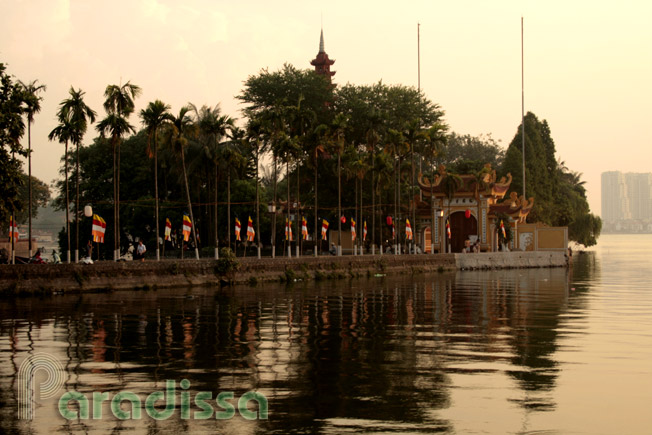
446, 219, 451, 239
351, 218, 356, 241
406, 218, 413, 240
500, 220, 506, 239
164, 218, 172, 241
235, 217, 241, 241
285, 218, 293, 241
246, 216, 255, 242
183, 214, 192, 241
9, 216, 18, 242
363, 220, 367, 241
301, 216, 308, 240
92, 214, 106, 243
321, 219, 329, 240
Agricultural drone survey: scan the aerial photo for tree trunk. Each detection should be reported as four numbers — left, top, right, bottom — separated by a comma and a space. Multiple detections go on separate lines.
65, 140, 70, 263
28, 122, 32, 257
154, 130, 160, 261
337, 151, 341, 256
296, 160, 300, 257
286, 159, 291, 257
272, 155, 277, 258
255, 143, 260, 259
314, 154, 319, 256
75, 142, 80, 262
371, 151, 375, 255
181, 146, 199, 259
117, 138, 121, 258
227, 171, 231, 253
214, 161, 219, 259
113, 138, 117, 260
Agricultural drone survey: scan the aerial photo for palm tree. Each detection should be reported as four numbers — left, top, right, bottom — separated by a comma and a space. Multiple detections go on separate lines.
424, 123, 448, 253
96, 82, 141, 260
310, 123, 329, 256
48, 115, 77, 263
59, 87, 96, 262
365, 123, 381, 254
246, 118, 268, 259
19, 79, 46, 257
191, 104, 233, 258
402, 119, 427, 253
167, 106, 199, 259
331, 113, 349, 256
222, 125, 247, 254
140, 100, 173, 261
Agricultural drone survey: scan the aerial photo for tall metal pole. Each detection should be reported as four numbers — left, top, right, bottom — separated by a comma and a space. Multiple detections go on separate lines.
521, 16, 526, 199
417, 23, 421, 92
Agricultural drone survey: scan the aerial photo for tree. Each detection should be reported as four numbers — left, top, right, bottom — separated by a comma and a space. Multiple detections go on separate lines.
502, 112, 601, 246
0, 63, 28, 228
140, 100, 173, 260
18, 79, 46, 256
165, 106, 199, 259
58, 87, 96, 261
15, 172, 50, 224
96, 82, 141, 260
222, 125, 247, 253
48, 111, 76, 262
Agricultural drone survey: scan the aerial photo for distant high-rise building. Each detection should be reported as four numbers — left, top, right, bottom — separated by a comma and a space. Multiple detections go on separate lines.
624, 173, 652, 220
601, 171, 652, 223
601, 171, 630, 222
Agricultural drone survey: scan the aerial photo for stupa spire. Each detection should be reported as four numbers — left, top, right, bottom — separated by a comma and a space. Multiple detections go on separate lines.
310, 27, 335, 82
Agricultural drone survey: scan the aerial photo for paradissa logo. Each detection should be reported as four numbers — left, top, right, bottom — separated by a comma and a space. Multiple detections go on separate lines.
58, 380, 268, 421
18, 353, 267, 421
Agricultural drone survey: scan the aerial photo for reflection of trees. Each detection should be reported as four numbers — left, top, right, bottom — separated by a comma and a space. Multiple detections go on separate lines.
0, 266, 582, 432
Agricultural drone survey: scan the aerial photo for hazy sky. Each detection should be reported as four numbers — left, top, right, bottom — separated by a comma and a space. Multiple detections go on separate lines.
2, 0, 651, 215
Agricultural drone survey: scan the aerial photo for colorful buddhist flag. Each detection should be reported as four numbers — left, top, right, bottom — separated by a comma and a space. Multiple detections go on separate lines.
301, 216, 308, 240
246, 216, 255, 242
235, 217, 241, 241
406, 218, 413, 240
9, 216, 18, 242
91, 214, 106, 243
285, 218, 293, 241
164, 218, 172, 241
351, 218, 356, 241
446, 219, 451, 239
321, 219, 329, 240
500, 219, 506, 239
182, 214, 192, 242
363, 220, 367, 241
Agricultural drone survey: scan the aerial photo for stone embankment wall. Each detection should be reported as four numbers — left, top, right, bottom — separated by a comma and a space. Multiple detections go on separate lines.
0, 251, 567, 296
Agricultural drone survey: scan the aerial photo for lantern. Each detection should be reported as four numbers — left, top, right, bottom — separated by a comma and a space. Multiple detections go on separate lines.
341, 215, 346, 224
84, 204, 93, 217
386, 216, 393, 226
465, 209, 471, 219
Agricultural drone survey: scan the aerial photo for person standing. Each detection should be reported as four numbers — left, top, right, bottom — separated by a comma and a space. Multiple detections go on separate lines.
135, 240, 147, 262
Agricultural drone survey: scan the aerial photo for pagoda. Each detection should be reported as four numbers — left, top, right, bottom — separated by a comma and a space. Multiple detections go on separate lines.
414, 164, 535, 253
310, 29, 335, 82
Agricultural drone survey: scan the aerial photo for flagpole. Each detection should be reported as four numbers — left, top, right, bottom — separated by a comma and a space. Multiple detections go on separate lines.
521, 16, 526, 199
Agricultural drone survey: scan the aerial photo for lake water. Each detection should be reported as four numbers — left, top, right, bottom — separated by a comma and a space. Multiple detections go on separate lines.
1, 234, 651, 434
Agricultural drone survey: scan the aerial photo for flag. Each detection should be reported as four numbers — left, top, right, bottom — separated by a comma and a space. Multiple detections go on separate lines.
183, 214, 192, 242
91, 214, 106, 243
301, 216, 308, 240
363, 220, 367, 241
235, 217, 241, 241
164, 218, 172, 241
9, 216, 18, 242
392, 223, 395, 240
406, 218, 413, 240
321, 219, 329, 240
500, 219, 506, 239
351, 218, 356, 241
246, 216, 255, 242
285, 218, 293, 241
446, 219, 451, 239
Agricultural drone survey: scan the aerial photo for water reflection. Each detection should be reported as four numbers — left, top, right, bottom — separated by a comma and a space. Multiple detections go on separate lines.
0, 264, 578, 434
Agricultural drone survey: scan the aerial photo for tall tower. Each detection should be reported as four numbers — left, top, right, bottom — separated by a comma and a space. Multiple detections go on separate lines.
310, 28, 335, 82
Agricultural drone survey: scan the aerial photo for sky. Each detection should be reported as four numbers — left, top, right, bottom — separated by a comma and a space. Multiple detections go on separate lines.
2, 0, 651, 215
